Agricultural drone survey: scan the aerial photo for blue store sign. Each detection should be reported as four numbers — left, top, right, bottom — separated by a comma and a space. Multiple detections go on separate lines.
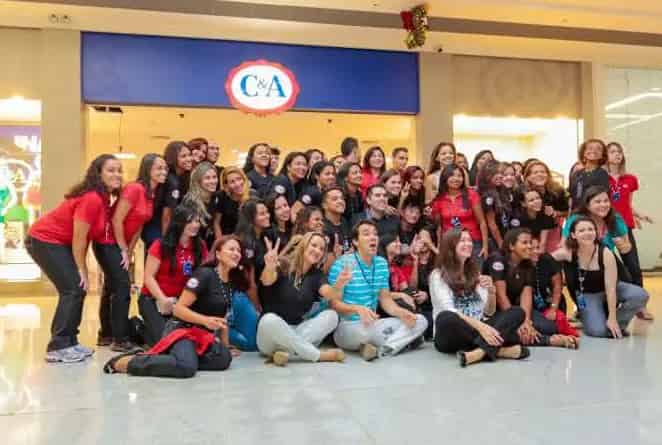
82, 32, 419, 114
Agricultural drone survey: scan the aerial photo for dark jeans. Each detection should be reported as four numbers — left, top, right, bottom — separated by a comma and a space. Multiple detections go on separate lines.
127, 338, 232, 378
434, 307, 524, 360
25, 236, 86, 351
92, 243, 132, 342
531, 310, 558, 336
138, 293, 169, 346
621, 229, 643, 287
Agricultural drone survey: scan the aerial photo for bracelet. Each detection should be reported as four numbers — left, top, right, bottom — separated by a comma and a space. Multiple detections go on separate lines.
550, 303, 558, 309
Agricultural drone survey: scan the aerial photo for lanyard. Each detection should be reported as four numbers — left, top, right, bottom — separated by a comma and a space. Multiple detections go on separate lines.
354, 252, 376, 292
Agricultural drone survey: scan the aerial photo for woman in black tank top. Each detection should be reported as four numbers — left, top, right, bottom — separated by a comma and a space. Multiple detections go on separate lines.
552, 216, 648, 338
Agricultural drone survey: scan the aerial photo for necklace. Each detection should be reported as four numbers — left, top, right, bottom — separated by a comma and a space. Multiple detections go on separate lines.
215, 267, 234, 314
354, 252, 376, 292
575, 246, 596, 310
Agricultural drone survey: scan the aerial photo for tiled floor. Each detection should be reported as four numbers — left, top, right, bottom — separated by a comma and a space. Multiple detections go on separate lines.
2, 278, 662, 445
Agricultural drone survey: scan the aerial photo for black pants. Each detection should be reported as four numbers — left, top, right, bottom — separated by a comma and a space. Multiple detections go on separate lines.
138, 294, 168, 346
127, 338, 232, 378
434, 307, 524, 360
621, 229, 643, 287
26, 236, 86, 351
93, 243, 132, 342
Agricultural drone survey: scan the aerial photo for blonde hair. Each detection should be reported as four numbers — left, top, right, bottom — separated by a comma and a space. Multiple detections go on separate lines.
221, 166, 250, 203
278, 232, 328, 279
185, 161, 217, 221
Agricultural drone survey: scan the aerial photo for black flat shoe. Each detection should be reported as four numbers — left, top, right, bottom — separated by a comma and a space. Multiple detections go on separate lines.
103, 351, 139, 374
457, 351, 468, 368
518, 346, 531, 360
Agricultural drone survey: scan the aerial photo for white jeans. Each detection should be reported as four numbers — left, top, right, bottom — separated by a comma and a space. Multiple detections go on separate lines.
333, 314, 428, 356
256, 310, 339, 362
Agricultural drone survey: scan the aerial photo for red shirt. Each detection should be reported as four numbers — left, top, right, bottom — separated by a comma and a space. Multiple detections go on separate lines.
141, 240, 208, 298
431, 189, 482, 241
120, 182, 155, 244
608, 174, 638, 228
360, 168, 380, 198
28, 191, 108, 245
390, 262, 413, 291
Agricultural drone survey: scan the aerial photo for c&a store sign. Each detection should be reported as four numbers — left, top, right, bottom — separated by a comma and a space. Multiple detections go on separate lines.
225, 60, 300, 116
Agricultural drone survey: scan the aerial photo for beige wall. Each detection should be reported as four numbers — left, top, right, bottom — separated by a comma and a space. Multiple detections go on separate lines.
0, 27, 41, 99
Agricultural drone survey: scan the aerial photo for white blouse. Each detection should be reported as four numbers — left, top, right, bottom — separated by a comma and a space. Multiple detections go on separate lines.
429, 269, 489, 335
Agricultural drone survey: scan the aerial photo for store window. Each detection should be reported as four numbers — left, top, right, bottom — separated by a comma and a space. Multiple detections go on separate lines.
606, 67, 662, 269
0, 97, 42, 281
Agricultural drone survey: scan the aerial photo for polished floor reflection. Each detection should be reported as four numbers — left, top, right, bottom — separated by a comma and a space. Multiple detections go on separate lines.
2, 278, 662, 445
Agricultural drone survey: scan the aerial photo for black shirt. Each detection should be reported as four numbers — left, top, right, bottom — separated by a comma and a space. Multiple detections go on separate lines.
164, 172, 188, 210
201, 194, 219, 248
351, 210, 400, 239
216, 191, 240, 235
183, 267, 230, 324
247, 170, 274, 199
343, 189, 364, 223
323, 217, 352, 254
563, 247, 606, 299
298, 185, 323, 207
541, 189, 569, 214
569, 168, 610, 210
272, 175, 302, 206
482, 253, 534, 306
482, 189, 512, 236
533, 253, 562, 311
510, 209, 555, 238
260, 269, 327, 325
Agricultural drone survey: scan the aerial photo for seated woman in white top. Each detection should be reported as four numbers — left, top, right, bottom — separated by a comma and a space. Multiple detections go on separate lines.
430, 228, 530, 367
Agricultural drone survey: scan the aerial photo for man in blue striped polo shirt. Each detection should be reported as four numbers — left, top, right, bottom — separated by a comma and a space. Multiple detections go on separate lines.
328, 220, 428, 361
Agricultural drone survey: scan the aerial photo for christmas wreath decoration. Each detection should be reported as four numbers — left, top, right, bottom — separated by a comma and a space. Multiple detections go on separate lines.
400, 3, 430, 49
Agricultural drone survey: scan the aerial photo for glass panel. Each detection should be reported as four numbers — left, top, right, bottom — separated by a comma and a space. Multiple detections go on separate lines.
606, 67, 662, 269
0, 97, 42, 282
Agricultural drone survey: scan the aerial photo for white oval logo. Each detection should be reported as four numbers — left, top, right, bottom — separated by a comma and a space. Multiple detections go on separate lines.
225, 60, 300, 116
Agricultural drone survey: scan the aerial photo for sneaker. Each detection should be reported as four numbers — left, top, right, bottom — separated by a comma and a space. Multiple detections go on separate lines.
359, 343, 378, 362
110, 341, 144, 353
72, 344, 95, 358
45, 346, 86, 364
272, 351, 289, 367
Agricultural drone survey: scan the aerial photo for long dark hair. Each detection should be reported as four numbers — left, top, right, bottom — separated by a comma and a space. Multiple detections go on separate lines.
204, 235, 250, 291
235, 198, 267, 244
337, 161, 360, 192
576, 185, 616, 232
402, 165, 426, 204
501, 228, 534, 278
160, 202, 205, 274
564, 215, 600, 252
136, 153, 164, 199
469, 149, 494, 186
66, 154, 119, 199
293, 206, 323, 235
265, 192, 292, 233
243, 142, 271, 173
307, 160, 335, 188
163, 141, 189, 173
278, 151, 307, 177
437, 163, 470, 209
362, 146, 386, 176
428, 142, 456, 174
477, 160, 508, 214
435, 228, 479, 293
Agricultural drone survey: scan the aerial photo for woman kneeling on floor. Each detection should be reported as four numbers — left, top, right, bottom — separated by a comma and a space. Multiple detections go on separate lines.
257, 232, 347, 366
103, 236, 254, 377
431, 228, 529, 367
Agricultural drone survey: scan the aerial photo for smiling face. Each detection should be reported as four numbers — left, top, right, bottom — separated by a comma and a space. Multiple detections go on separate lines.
323, 189, 345, 215
393, 150, 408, 171
348, 165, 363, 186
384, 174, 402, 197
587, 192, 611, 219
332, 156, 345, 171
217, 238, 242, 269
476, 152, 493, 170
253, 145, 271, 169
526, 164, 548, 188
309, 151, 324, 168
183, 218, 201, 239
367, 186, 388, 213
206, 144, 220, 163
571, 220, 597, 246
177, 147, 193, 172
511, 232, 532, 260
254, 203, 271, 229
438, 145, 455, 167
304, 234, 327, 266
306, 210, 324, 232
502, 166, 516, 189
401, 205, 421, 226
354, 222, 379, 257
530, 237, 542, 264
455, 154, 468, 170
318, 165, 336, 188
446, 168, 464, 190
455, 230, 473, 261
274, 195, 291, 223
191, 145, 207, 164
225, 172, 245, 197
409, 169, 424, 190
101, 158, 123, 192
368, 149, 385, 170
583, 141, 604, 164
150, 157, 168, 185
288, 155, 308, 181
201, 168, 218, 193
522, 190, 543, 212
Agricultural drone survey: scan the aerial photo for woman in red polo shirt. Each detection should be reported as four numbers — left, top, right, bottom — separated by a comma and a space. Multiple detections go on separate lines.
26, 154, 122, 363
360, 146, 386, 198
606, 142, 654, 320
139, 203, 208, 346
93, 154, 167, 351
431, 164, 489, 261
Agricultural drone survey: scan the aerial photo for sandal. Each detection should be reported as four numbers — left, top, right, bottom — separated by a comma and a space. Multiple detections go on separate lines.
551, 335, 580, 350
457, 351, 468, 368
518, 346, 531, 360
103, 351, 138, 374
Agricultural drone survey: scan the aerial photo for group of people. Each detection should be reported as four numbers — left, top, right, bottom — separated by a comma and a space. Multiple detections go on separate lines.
26, 135, 653, 376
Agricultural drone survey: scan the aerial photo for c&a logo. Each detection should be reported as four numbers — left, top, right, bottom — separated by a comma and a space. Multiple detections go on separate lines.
225, 60, 300, 116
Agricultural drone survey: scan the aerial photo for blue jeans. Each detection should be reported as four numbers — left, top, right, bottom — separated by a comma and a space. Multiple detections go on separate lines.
228, 292, 259, 351
580, 282, 649, 337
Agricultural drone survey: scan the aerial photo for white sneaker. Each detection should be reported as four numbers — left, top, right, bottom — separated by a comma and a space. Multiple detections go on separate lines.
72, 344, 95, 358
45, 346, 86, 363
